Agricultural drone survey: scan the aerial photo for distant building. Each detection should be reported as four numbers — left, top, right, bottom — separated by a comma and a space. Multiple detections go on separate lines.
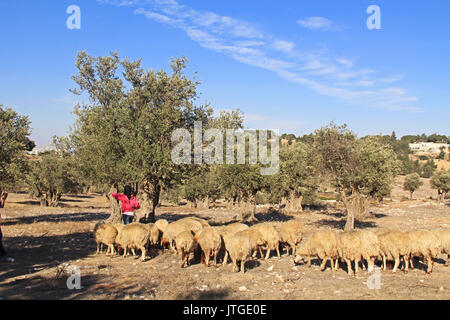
409, 142, 449, 154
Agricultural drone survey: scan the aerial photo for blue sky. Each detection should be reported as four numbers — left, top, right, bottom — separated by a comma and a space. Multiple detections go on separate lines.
0, 0, 449, 148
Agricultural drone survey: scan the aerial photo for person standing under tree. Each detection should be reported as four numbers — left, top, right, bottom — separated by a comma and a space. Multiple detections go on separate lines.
111, 185, 140, 225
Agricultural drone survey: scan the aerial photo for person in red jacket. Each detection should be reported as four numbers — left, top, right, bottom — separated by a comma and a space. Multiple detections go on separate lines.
111, 185, 140, 225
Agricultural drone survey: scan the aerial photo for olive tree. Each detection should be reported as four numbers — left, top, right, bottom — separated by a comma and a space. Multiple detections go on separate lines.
313, 124, 400, 231
430, 170, 450, 203
403, 173, 423, 200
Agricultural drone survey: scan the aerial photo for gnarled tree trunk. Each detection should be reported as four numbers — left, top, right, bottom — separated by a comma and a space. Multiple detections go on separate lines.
280, 191, 303, 214
239, 193, 258, 223
138, 178, 160, 223
341, 190, 369, 231
106, 184, 122, 224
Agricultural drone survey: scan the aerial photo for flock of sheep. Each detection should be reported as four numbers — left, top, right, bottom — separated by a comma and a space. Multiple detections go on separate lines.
93, 216, 450, 276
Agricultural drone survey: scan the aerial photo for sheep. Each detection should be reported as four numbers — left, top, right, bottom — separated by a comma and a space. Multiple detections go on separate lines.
174, 230, 197, 268
93, 223, 118, 255
181, 216, 210, 228
279, 219, 303, 256
115, 223, 150, 261
194, 227, 222, 267
432, 228, 450, 263
236, 228, 266, 259
251, 223, 281, 259
406, 230, 441, 273
227, 231, 253, 273
353, 229, 380, 272
176, 218, 205, 235
161, 220, 192, 253
223, 222, 249, 234
142, 223, 161, 256
154, 219, 169, 234
336, 231, 365, 276
295, 230, 339, 272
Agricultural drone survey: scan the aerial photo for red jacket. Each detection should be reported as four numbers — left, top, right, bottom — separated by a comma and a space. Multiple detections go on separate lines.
112, 193, 140, 213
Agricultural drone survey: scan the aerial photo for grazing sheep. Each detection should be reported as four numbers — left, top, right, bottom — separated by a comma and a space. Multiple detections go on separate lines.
194, 227, 222, 267
176, 218, 205, 235
353, 230, 380, 271
115, 223, 150, 261
251, 223, 281, 259
279, 219, 303, 256
375, 230, 412, 273
94, 223, 118, 255
143, 223, 161, 253
236, 228, 266, 259
228, 231, 253, 273
224, 222, 249, 233
295, 230, 339, 272
175, 231, 197, 268
432, 228, 450, 263
406, 230, 441, 273
154, 219, 169, 234
161, 220, 192, 253
337, 231, 364, 276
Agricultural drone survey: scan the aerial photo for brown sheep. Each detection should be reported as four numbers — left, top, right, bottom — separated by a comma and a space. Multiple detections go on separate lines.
432, 228, 450, 263
251, 223, 281, 259
194, 227, 222, 267
279, 219, 303, 256
228, 231, 253, 273
175, 230, 197, 268
295, 230, 339, 272
94, 223, 118, 255
115, 223, 150, 261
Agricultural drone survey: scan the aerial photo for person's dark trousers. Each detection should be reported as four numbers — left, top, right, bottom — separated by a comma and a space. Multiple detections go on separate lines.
122, 215, 134, 225
0, 227, 6, 256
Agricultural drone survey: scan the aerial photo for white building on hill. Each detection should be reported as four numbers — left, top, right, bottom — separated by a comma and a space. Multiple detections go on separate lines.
409, 142, 449, 154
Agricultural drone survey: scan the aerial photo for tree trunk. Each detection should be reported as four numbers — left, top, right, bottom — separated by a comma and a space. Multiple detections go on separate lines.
106, 184, 122, 224
240, 193, 258, 223
281, 191, 303, 214
341, 190, 368, 231
138, 178, 160, 223
410, 191, 414, 200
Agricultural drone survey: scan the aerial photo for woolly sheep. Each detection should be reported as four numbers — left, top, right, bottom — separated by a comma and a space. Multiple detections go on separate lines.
194, 227, 222, 266
432, 228, 450, 263
295, 230, 339, 272
353, 230, 380, 271
115, 223, 150, 261
228, 231, 253, 273
216, 223, 249, 265
175, 230, 197, 268
237, 228, 266, 259
337, 231, 364, 276
251, 223, 281, 259
279, 219, 303, 256
154, 219, 169, 234
406, 230, 441, 273
94, 223, 118, 255
161, 220, 192, 253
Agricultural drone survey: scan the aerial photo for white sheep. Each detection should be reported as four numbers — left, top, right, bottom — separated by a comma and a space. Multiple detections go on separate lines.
295, 230, 339, 272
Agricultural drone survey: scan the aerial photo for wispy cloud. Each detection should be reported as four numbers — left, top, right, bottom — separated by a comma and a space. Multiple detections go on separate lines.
297, 16, 335, 31
97, 0, 422, 113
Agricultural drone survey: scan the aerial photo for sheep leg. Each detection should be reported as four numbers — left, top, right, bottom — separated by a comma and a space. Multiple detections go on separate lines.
330, 258, 335, 271
265, 248, 271, 260
382, 254, 387, 271
181, 251, 186, 268
334, 259, 339, 271
241, 259, 246, 273
403, 256, 409, 273
319, 257, 327, 271
345, 259, 353, 276
141, 247, 146, 262
223, 251, 229, 266
213, 251, 217, 266
307, 257, 311, 267
354, 258, 359, 275
259, 247, 264, 259
276, 245, 281, 259
426, 256, 433, 274
393, 256, 400, 273
410, 256, 415, 269
131, 248, 136, 257
96, 243, 100, 254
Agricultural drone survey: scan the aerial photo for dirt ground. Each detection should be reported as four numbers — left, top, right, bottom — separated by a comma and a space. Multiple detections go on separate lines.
0, 177, 449, 300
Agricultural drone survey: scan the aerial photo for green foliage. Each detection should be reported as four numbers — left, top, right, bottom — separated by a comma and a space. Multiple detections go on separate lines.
0, 105, 33, 192
26, 151, 82, 206
418, 155, 429, 161
421, 159, 437, 178
403, 173, 423, 198
430, 170, 450, 201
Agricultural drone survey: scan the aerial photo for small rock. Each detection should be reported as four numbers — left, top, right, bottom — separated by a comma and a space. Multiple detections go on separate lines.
419, 279, 424, 283
283, 289, 289, 293
267, 265, 274, 271
201, 285, 208, 288
292, 266, 298, 271
439, 286, 444, 292
239, 286, 247, 291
